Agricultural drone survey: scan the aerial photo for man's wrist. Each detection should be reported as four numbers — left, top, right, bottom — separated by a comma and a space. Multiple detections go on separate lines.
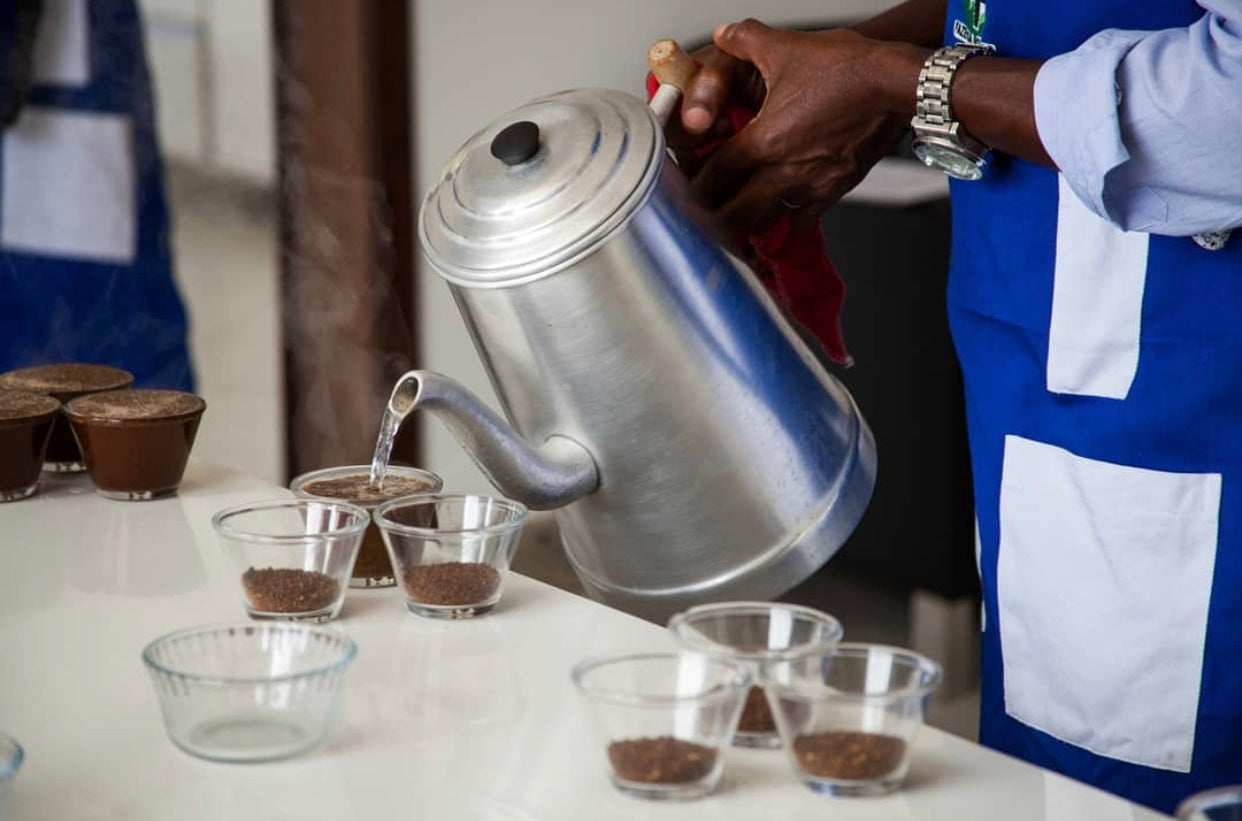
868, 40, 933, 119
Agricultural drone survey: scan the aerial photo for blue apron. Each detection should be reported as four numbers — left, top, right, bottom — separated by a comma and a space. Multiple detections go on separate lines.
946, 1, 1242, 813
0, 1, 193, 390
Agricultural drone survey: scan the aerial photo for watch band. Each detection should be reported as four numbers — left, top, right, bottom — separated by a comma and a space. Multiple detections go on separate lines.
914, 44, 993, 130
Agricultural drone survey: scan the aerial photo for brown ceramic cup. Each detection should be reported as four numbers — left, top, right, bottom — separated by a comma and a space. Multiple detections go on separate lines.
289, 465, 443, 587
0, 363, 134, 472
0, 390, 61, 501
64, 389, 206, 501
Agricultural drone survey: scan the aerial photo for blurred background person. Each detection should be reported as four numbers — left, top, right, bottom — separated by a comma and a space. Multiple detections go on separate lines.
0, 0, 194, 390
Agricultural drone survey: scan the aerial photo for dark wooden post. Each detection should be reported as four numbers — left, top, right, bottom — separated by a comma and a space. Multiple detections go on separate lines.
273, 0, 419, 480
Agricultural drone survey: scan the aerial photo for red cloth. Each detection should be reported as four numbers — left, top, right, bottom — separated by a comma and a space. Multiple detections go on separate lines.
646, 73, 850, 365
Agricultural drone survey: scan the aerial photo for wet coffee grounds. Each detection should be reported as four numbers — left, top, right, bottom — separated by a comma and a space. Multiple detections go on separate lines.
402, 562, 500, 606
608, 736, 717, 784
737, 685, 777, 733
242, 567, 339, 613
793, 731, 907, 780
302, 473, 435, 505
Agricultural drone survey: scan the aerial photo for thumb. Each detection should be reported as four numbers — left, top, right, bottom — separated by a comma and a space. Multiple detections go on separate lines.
712, 19, 776, 71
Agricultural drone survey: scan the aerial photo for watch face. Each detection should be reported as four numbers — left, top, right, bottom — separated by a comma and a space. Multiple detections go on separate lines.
913, 140, 985, 181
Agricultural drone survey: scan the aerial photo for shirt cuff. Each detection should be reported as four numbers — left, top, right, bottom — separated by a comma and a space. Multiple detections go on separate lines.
1033, 30, 1149, 223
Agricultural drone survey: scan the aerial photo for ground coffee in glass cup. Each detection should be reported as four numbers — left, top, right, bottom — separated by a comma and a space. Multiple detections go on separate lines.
289, 465, 443, 587
0, 363, 133, 472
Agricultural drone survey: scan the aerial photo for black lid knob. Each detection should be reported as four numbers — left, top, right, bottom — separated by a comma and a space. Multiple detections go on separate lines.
490, 120, 540, 166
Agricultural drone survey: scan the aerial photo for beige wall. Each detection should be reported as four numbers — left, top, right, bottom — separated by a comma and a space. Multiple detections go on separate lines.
413, 0, 900, 493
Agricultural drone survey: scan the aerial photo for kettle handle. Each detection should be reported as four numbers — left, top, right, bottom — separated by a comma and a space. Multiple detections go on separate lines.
647, 38, 697, 127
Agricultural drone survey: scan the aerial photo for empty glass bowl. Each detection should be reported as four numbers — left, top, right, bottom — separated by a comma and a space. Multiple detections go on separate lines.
1177, 786, 1242, 820
213, 499, 369, 622
571, 652, 751, 801
0, 732, 23, 821
765, 643, 942, 796
374, 494, 528, 619
668, 601, 844, 748
142, 622, 357, 762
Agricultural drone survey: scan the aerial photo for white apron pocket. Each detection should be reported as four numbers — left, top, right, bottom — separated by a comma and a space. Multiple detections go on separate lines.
1, 107, 135, 264
997, 435, 1220, 772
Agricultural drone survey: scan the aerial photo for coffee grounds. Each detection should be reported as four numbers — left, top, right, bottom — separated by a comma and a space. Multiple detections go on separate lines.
0, 363, 132, 395
242, 567, 340, 613
737, 685, 777, 733
65, 389, 204, 421
302, 473, 435, 504
793, 731, 907, 780
402, 562, 500, 606
0, 390, 60, 422
608, 737, 717, 784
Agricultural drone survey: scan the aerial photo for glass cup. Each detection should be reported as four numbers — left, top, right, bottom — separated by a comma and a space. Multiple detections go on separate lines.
63, 389, 205, 500
1177, 787, 1242, 820
213, 499, 370, 622
0, 390, 60, 502
290, 464, 443, 588
668, 601, 844, 749
571, 652, 751, 801
0, 363, 133, 472
765, 643, 942, 796
142, 622, 357, 763
374, 494, 528, 619
0, 732, 23, 821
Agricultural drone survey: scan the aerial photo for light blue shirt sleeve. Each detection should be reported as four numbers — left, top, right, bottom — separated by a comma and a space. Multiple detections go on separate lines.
1033, 2, 1242, 236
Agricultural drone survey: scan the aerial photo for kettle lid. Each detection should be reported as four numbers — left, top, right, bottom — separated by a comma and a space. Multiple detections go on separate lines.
419, 88, 661, 287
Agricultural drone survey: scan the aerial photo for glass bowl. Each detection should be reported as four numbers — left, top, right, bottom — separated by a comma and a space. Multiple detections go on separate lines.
765, 643, 942, 796
213, 499, 370, 622
142, 622, 357, 762
0, 732, 23, 821
64, 389, 205, 500
290, 464, 443, 588
0, 390, 60, 502
571, 652, 751, 801
668, 601, 844, 748
1177, 786, 1242, 820
0, 362, 133, 472
374, 494, 528, 619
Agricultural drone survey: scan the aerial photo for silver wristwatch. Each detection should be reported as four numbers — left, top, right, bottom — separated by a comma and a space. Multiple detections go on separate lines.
911, 44, 994, 181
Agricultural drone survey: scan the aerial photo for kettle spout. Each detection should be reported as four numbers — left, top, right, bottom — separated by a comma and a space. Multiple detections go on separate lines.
386, 370, 599, 510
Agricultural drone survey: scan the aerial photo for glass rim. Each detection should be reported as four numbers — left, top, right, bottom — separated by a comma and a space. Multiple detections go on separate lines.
288, 464, 445, 497
570, 651, 752, 709
373, 493, 529, 537
141, 622, 358, 686
211, 498, 371, 544
0, 731, 23, 780
1175, 785, 1242, 818
667, 601, 845, 661
62, 389, 206, 424
764, 642, 944, 702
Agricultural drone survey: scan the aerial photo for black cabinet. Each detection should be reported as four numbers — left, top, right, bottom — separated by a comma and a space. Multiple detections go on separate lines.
793, 198, 978, 601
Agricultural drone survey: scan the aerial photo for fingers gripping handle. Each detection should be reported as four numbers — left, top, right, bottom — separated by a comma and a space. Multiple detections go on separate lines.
647, 38, 696, 127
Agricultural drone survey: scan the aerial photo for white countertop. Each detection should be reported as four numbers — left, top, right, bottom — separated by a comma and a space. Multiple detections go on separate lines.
0, 464, 1168, 820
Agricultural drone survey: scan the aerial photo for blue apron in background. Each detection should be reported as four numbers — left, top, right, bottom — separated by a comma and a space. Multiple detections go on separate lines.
945, 0, 1242, 812
0, 0, 193, 390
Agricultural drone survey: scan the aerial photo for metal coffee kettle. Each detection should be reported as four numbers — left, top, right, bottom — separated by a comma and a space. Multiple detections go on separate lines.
397, 47, 876, 621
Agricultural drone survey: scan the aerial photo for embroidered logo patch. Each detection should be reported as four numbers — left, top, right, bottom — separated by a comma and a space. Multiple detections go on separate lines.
953, 0, 997, 49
